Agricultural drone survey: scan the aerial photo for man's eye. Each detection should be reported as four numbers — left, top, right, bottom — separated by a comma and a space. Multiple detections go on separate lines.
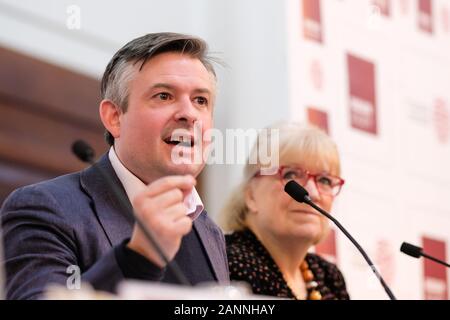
156, 93, 170, 100
194, 97, 208, 106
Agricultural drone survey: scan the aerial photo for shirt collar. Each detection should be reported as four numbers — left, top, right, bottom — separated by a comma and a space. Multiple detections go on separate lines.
108, 147, 204, 220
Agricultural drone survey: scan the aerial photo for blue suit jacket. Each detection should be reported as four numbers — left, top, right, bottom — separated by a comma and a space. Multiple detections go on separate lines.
1, 154, 229, 299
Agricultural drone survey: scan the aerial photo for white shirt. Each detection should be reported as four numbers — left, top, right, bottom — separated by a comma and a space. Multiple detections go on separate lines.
108, 147, 204, 221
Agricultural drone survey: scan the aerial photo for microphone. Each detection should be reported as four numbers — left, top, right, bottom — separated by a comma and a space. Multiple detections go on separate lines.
72, 140, 191, 286
401, 242, 450, 268
284, 180, 397, 300
72, 140, 95, 163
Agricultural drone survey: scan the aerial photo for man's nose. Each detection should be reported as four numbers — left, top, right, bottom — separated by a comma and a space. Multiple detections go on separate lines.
304, 177, 321, 201
174, 96, 198, 124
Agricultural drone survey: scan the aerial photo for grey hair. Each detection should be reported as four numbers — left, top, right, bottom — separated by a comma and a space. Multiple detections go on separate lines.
218, 122, 341, 232
101, 32, 218, 145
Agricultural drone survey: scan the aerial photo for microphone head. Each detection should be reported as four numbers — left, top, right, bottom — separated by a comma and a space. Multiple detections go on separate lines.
72, 140, 95, 163
284, 180, 310, 203
400, 242, 423, 258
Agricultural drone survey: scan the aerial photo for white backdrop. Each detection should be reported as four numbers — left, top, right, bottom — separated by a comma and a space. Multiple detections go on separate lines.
287, 0, 450, 299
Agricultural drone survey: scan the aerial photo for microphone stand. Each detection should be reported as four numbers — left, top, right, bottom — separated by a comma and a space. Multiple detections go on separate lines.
285, 180, 397, 300
305, 198, 396, 300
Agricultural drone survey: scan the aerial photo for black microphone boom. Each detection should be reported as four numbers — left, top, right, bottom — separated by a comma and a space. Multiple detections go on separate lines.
284, 180, 397, 300
401, 242, 450, 268
71, 140, 191, 286
400, 242, 422, 258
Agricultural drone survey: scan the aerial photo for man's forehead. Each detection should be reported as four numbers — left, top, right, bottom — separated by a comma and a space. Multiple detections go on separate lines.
138, 52, 213, 75
136, 56, 215, 86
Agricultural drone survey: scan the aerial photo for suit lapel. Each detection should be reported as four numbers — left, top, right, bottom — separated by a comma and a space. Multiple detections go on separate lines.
194, 213, 229, 284
80, 154, 134, 247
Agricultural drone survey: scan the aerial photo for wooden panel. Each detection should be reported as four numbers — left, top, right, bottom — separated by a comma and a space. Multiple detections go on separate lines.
0, 46, 106, 203
0, 160, 55, 201
0, 101, 107, 174
0, 47, 101, 127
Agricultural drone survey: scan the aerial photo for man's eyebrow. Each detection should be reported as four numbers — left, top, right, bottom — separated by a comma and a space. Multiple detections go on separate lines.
149, 83, 212, 95
192, 88, 212, 95
143, 83, 174, 98
151, 83, 175, 90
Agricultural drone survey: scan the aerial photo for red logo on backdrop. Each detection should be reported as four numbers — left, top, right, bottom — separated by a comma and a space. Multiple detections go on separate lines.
307, 107, 329, 134
373, 0, 391, 16
418, 0, 434, 34
309, 59, 324, 91
399, 0, 410, 15
422, 236, 448, 300
315, 229, 337, 264
433, 98, 449, 144
347, 54, 378, 135
303, 0, 323, 43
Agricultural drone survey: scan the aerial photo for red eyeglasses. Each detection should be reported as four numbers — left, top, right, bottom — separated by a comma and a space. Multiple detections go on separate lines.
254, 166, 345, 196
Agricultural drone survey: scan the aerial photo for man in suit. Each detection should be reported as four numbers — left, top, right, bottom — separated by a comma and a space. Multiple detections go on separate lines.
0, 32, 229, 299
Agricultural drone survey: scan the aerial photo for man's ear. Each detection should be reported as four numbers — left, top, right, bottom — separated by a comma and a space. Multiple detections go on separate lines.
244, 182, 258, 214
99, 100, 121, 139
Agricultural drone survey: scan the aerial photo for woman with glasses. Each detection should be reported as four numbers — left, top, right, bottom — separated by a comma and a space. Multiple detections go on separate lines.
219, 122, 349, 300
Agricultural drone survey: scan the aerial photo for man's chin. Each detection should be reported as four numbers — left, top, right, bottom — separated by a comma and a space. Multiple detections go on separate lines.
165, 162, 205, 177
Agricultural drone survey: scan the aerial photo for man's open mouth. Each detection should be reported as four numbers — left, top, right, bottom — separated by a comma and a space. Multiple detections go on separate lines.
163, 137, 194, 147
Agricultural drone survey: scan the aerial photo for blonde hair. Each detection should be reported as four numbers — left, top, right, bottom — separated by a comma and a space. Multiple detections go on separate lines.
218, 122, 341, 232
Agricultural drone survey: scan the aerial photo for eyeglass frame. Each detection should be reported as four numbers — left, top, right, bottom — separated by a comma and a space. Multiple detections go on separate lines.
253, 165, 345, 197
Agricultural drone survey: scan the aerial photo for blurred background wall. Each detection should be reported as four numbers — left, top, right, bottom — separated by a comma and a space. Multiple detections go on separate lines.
0, 0, 449, 299
287, 0, 450, 300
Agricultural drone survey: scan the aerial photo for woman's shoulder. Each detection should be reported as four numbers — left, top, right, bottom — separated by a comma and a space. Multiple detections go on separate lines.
225, 230, 282, 276
225, 230, 294, 298
225, 230, 263, 259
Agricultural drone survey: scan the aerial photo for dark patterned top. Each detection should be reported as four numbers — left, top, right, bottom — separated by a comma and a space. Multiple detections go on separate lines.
226, 229, 350, 300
